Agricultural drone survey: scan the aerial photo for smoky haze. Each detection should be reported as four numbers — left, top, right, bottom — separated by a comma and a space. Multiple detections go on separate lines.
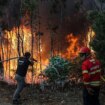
1, 0, 101, 58
38, 0, 97, 56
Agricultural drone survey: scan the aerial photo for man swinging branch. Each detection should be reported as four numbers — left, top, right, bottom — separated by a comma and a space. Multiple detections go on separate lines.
13, 52, 37, 105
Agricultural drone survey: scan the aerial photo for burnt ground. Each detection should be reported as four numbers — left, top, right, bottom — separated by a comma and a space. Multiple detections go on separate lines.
0, 81, 105, 105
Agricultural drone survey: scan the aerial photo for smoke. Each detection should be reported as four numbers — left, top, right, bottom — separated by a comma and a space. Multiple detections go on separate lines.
1, 0, 97, 58
38, 0, 91, 55
0, 0, 21, 31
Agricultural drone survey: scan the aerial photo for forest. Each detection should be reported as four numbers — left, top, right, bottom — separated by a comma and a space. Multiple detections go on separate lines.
0, 0, 105, 105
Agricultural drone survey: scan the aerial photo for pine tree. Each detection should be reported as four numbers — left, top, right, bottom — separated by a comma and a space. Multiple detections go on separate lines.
88, 11, 105, 66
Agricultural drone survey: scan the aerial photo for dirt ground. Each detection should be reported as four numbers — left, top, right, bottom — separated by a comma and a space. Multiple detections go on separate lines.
0, 81, 105, 105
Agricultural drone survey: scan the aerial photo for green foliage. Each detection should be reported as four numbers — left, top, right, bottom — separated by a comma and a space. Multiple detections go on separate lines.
88, 11, 105, 65
22, 0, 37, 12
0, 11, 2, 17
98, 0, 105, 3
0, 0, 8, 6
74, 0, 83, 12
44, 56, 72, 81
0, 0, 8, 17
50, 0, 67, 14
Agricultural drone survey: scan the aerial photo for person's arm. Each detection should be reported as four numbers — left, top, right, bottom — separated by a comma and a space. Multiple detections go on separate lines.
29, 58, 37, 66
98, 62, 105, 82
31, 58, 37, 62
101, 76, 105, 82
101, 68, 105, 82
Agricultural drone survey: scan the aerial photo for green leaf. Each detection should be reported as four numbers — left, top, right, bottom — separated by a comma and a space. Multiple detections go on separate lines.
44, 56, 72, 81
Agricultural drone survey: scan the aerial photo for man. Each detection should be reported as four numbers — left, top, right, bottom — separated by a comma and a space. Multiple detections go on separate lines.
79, 47, 101, 105
13, 52, 36, 104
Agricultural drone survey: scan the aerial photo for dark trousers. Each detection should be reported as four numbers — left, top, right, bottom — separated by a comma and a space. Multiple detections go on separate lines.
13, 74, 25, 101
83, 87, 100, 105
0, 68, 4, 79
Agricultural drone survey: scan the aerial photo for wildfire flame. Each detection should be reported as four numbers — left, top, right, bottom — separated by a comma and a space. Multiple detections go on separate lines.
63, 33, 81, 59
87, 27, 95, 48
0, 26, 95, 84
0, 25, 49, 83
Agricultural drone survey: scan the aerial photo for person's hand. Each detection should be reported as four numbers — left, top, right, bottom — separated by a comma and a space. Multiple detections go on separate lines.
87, 87, 94, 95
30, 58, 37, 62
33, 59, 37, 62
101, 76, 105, 82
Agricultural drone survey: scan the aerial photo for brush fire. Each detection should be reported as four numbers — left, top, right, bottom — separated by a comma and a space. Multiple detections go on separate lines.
0, 25, 95, 84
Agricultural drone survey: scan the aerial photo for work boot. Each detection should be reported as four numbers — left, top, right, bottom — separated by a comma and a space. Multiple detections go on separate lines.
13, 100, 21, 105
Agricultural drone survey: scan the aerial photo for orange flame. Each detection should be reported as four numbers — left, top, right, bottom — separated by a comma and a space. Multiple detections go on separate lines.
63, 33, 81, 59
1, 26, 95, 84
0, 26, 49, 83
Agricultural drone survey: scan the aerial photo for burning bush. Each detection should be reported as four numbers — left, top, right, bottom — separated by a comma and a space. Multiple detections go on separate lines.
44, 56, 72, 81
